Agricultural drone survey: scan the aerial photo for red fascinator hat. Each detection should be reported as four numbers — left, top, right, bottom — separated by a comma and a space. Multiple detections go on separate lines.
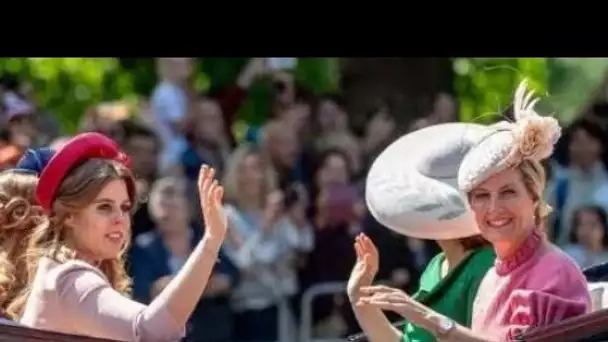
36, 132, 131, 212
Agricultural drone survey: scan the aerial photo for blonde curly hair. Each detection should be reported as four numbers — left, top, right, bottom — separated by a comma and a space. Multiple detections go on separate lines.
9, 158, 137, 318
0, 170, 46, 319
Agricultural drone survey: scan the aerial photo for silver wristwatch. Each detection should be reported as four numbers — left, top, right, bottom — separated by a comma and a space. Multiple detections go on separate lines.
426, 313, 455, 339
436, 315, 455, 336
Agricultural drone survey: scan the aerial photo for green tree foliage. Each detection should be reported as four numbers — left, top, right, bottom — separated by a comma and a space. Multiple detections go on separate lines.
0, 58, 133, 133
0, 58, 340, 134
453, 58, 548, 124
453, 58, 608, 125
200, 58, 340, 125
545, 58, 608, 124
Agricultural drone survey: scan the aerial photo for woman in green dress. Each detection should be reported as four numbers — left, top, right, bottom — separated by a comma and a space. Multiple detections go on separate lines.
348, 233, 494, 342
347, 122, 497, 342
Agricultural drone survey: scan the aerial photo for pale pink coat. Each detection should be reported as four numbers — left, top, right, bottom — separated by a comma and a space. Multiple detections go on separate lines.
19, 257, 184, 342
472, 230, 591, 341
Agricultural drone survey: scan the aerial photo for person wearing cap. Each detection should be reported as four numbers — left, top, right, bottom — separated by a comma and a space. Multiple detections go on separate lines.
12, 132, 229, 342
0, 148, 54, 320
355, 81, 591, 342
347, 121, 496, 342
2, 91, 36, 148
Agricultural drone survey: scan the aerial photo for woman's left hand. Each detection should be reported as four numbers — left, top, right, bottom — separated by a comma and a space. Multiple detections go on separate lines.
359, 286, 481, 342
357, 285, 424, 319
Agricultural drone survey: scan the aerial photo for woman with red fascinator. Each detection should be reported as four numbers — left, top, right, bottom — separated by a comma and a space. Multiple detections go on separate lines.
11, 132, 228, 342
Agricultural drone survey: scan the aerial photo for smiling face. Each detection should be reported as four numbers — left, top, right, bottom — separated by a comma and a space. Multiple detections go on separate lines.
468, 165, 538, 252
50, 158, 136, 263
66, 179, 132, 261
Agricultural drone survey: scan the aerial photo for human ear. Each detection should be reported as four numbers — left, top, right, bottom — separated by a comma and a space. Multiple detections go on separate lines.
63, 213, 78, 230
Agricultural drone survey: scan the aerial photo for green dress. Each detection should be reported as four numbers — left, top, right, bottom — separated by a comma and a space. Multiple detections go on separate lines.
401, 246, 496, 342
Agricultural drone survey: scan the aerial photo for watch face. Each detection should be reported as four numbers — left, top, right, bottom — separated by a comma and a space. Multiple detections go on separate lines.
438, 316, 455, 334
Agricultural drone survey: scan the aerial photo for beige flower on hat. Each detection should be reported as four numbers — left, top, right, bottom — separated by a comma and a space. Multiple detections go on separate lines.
511, 80, 562, 162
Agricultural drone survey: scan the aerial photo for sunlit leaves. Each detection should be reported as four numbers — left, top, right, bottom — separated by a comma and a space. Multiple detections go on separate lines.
454, 58, 548, 123
0, 57, 341, 135
454, 58, 608, 125
294, 58, 341, 94
545, 58, 608, 124
0, 58, 129, 133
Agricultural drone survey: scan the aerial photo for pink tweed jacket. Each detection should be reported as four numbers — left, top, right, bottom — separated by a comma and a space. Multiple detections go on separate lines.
472, 230, 591, 341
19, 257, 184, 342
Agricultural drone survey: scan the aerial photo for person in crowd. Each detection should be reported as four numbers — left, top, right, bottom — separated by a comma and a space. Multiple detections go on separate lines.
241, 71, 311, 147
431, 92, 458, 124
270, 71, 298, 117
312, 96, 364, 182
203, 57, 272, 147
180, 94, 233, 225
0, 147, 23, 172
323, 133, 363, 181
354, 81, 590, 342
120, 120, 160, 188
151, 57, 269, 175
0, 126, 23, 172
77, 103, 131, 143
280, 97, 313, 142
181, 95, 231, 183
13, 132, 228, 342
2, 93, 37, 149
193, 58, 264, 145
562, 205, 608, 269
131, 176, 238, 342
348, 122, 496, 342
360, 102, 397, 171
408, 92, 457, 132
150, 57, 195, 175
119, 120, 161, 240
547, 116, 608, 244
263, 120, 307, 190
221, 144, 313, 342
298, 147, 365, 337
0, 148, 53, 320
16, 81, 61, 147
315, 94, 350, 139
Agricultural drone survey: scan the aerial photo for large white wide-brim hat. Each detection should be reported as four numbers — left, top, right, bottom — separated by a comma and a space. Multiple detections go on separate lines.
365, 122, 491, 240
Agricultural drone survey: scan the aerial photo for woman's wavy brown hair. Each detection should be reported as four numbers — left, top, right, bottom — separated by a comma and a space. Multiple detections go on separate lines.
0, 170, 46, 319
9, 158, 137, 318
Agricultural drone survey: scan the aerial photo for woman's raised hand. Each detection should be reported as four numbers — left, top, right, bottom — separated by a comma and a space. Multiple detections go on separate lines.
347, 233, 380, 302
198, 165, 227, 241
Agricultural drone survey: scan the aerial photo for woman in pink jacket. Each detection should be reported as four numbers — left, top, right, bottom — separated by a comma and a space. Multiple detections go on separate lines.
12, 132, 228, 342
357, 80, 591, 342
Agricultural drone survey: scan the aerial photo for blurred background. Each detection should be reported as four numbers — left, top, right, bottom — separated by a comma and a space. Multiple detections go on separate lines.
2, 57, 608, 342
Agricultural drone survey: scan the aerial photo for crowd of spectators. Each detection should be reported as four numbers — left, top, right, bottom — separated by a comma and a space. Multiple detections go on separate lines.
1, 58, 608, 342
